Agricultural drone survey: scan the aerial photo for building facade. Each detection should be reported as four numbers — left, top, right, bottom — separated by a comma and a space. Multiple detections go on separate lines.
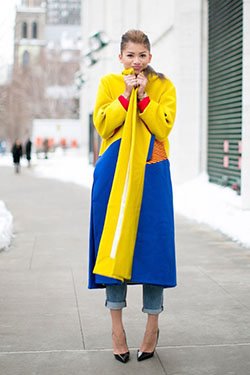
80, 0, 250, 209
9, 0, 82, 145
80, 0, 207, 182
14, 0, 82, 70
46, 0, 81, 25
14, 0, 46, 70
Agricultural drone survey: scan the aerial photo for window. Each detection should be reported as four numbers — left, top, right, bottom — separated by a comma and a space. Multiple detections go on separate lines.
23, 50, 30, 67
22, 22, 28, 38
32, 22, 38, 39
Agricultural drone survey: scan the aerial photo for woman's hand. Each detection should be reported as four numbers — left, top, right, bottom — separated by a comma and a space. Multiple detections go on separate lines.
123, 74, 137, 100
137, 73, 148, 98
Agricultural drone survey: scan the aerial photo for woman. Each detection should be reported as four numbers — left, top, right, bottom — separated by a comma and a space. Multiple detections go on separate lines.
12, 139, 23, 174
89, 30, 177, 363
25, 138, 32, 167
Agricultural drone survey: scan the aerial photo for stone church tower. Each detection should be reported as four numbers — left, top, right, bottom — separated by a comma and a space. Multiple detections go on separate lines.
14, 0, 46, 70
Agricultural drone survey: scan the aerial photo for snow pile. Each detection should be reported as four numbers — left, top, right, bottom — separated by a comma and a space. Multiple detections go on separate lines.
174, 173, 250, 247
0, 153, 12, 166
0, 149, 94, 188
0, 201, 13, 251
33, 148, 94, 189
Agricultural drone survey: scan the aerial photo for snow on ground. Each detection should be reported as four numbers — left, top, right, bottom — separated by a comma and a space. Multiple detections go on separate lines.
32, 148, 94, 189
0, 148, 94, 189
0, 153, 12, 167
0, 201, 13, 251
1, 149, 250, 248
0, 149, 93, 250
174, 173, 250, 247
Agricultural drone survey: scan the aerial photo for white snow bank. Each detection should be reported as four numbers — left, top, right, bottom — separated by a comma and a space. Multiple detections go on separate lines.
0, 201, 13, 251
0, 149, 94, 188
0, 154, 12, 166
174, 173, 250, 248
33, 148, 94, 189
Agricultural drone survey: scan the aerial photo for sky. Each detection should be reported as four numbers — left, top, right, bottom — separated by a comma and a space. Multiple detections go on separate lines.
0, 1, 21, 82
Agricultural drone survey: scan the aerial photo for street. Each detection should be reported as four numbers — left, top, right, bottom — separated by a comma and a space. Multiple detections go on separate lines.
0, 165, 250, 375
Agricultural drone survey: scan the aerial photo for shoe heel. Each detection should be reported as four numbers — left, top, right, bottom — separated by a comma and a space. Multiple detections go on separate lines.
137, 329, 160, 362
112, 330, 130, 363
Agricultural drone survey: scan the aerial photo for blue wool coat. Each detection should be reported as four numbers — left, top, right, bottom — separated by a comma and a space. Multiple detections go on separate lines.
89, 72, 177, 289
88, 137, 177, 289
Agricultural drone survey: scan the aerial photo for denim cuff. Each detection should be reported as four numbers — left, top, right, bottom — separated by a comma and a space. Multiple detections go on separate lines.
142, 306, 163, 315
105, 300, 127, 310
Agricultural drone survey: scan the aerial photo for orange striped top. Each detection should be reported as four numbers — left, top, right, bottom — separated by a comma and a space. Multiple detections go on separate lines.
146, 139, 168, 164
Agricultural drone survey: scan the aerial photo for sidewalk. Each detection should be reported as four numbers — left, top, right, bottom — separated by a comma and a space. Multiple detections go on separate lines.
0, 165, 250, 375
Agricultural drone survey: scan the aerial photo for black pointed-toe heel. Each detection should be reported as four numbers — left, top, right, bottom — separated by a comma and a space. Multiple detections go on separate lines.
113, 330, 130, 363
137, 329, 159, 362
114, 351, 130, 363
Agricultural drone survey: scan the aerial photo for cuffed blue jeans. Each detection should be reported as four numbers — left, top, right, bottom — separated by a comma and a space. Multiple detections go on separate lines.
105, 282, 164, 315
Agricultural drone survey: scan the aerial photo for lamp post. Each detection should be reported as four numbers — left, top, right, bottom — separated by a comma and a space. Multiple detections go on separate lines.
89, 31, 110, 52
82, 31, 110, 67
80, 31, 110, 164
74, 70, 86, 91
83, 50, 98, 67
77, 31, 109, 89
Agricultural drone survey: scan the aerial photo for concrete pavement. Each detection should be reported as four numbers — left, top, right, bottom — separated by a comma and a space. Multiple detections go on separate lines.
0, 164, 250, 375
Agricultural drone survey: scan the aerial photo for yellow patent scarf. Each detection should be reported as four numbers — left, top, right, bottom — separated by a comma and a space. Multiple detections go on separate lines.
93, 69, 151, 282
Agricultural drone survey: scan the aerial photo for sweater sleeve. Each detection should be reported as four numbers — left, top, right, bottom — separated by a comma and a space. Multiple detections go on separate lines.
137, 96, 150, 112
93, 76, 127, 139
139, 81, 176, 141
118, 95, 129, 111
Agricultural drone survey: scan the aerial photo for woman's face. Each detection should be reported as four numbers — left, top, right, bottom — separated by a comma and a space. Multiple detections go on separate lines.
119, 42, 152, 74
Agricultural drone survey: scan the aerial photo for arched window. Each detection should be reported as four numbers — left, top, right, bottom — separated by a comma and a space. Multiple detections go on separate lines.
22, 22, 27, 38
32, 22, 38, 39
23, 50, 30, 67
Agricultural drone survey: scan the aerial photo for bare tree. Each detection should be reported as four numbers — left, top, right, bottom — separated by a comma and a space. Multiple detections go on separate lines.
0, 48, 80, 143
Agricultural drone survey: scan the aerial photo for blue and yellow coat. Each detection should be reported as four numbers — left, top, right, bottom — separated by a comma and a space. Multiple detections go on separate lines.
88, 70, 177, 289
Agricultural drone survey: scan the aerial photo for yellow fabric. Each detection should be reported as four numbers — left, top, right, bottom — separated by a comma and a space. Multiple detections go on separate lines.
93, 69, 176, 282
95, 72, 176, 158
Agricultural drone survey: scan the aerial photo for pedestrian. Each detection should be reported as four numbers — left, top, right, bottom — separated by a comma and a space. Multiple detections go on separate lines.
43, 138, 49, 159
88, 29, 177, 363
25, 138, 32, 167
11, 139, 23, 174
